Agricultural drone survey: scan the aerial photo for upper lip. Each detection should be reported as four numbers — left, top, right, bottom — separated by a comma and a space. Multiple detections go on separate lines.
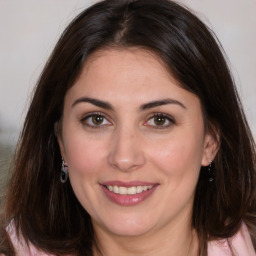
100, 180, 158, 187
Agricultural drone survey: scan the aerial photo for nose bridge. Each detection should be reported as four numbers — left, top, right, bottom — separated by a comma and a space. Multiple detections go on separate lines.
108, 123, 145, 171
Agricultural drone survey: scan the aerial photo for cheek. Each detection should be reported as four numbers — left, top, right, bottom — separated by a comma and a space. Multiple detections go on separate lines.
148, 132, 204, 179
63, 131, 106, 177
62, 131, 107, 213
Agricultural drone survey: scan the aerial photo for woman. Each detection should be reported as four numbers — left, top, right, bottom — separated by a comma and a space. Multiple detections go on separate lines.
1, 0, 256, 255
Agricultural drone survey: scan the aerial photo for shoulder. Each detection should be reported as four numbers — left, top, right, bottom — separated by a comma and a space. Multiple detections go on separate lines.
6, 221, 54, 256
208, 223, 256, 256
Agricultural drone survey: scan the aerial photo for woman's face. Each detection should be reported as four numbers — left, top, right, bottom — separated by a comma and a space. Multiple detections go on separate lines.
58, 48, 217, 238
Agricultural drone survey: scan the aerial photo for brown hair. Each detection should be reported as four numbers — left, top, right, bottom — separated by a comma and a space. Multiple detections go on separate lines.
1, 0, 256, 255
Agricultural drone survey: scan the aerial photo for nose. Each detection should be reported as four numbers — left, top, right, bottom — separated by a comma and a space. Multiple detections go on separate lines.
108, 126, 146, 172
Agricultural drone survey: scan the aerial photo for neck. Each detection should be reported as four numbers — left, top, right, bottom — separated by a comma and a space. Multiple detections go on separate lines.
92, 217, 199, 256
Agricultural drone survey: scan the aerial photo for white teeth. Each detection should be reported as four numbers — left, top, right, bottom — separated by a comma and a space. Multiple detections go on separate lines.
127, 186, 137, 195
119, 187, 127, 195
113, 186, 119, 193
106, 185, 153, 195
136, 186, 143, 193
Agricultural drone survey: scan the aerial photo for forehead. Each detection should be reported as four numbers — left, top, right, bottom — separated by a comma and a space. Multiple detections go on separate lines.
65, 47, 200, 109
85, 47, 174, 79
74, 48, 178, 89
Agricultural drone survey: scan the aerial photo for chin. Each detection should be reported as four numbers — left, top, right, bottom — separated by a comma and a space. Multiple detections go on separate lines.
108, 225, 151, 237
97, 215, 154, 237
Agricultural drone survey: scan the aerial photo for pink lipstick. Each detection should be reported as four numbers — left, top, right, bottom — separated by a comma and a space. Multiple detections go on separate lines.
100, 181, 158, 206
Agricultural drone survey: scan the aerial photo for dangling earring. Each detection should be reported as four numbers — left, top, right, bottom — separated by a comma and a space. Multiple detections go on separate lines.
60, 158, 69, 183
208, 160, 214, 182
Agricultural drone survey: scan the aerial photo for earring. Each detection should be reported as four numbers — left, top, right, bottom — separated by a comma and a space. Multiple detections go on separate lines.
60, 158, 69, 183
208, 160, 214, 182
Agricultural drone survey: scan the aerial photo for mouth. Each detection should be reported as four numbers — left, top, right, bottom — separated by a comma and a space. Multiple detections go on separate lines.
100, 182, 158, 206
104, 185, 154, 195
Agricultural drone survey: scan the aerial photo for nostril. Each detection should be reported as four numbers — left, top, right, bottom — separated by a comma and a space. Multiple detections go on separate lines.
108, 152, 146, 172
108, 131, 146, 171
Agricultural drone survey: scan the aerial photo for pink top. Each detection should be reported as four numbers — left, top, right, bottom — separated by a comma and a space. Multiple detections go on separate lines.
6, 222, 256, 256
208, 223, 256, 256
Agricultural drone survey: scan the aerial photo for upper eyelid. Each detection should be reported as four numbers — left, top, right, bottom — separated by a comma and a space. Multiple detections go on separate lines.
147, 112, 175, 121
80, 111, 111, 121
80, 112, 112, 129
79, 111, 176, 126
146, 113, 176, 127
80, 111, 174, 118
143, 113, 175, 128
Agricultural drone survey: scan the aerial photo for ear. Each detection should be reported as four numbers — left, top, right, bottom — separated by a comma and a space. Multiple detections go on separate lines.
201, 130, 220, 166
54, 121, 67, 161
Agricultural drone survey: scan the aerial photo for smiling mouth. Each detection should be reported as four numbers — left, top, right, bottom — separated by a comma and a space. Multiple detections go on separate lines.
104, 185, 153, 195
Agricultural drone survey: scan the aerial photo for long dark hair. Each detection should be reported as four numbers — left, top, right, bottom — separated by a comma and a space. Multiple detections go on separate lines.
1, 0, 256, 255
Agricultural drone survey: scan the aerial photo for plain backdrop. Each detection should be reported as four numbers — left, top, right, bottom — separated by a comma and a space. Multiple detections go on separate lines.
0, 0, 255, 148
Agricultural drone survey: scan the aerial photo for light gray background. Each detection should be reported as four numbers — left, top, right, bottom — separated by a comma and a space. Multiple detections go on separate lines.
0, 0, 255, 149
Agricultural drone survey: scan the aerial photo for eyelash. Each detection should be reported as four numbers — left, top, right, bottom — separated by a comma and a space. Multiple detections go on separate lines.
145, 113, 176, 129
80, 112, 111, 129
80, 112, 175, 129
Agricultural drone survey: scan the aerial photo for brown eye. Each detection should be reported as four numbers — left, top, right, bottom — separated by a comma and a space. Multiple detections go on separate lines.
81, 113, 111, 128
92, 115, 104, 125
146, 114, 175, 128
153, 116, 166, 126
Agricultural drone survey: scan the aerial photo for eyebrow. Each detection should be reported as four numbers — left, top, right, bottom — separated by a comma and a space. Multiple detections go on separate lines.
72, 97, 186, 111
139, 98, 186, 111
72, 97, 113, 110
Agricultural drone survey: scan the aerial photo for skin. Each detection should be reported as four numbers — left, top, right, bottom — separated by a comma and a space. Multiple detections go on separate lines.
58, 48, 218, 256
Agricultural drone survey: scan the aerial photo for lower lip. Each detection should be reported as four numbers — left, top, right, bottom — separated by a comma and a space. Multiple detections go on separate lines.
101, 185, 158, 206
